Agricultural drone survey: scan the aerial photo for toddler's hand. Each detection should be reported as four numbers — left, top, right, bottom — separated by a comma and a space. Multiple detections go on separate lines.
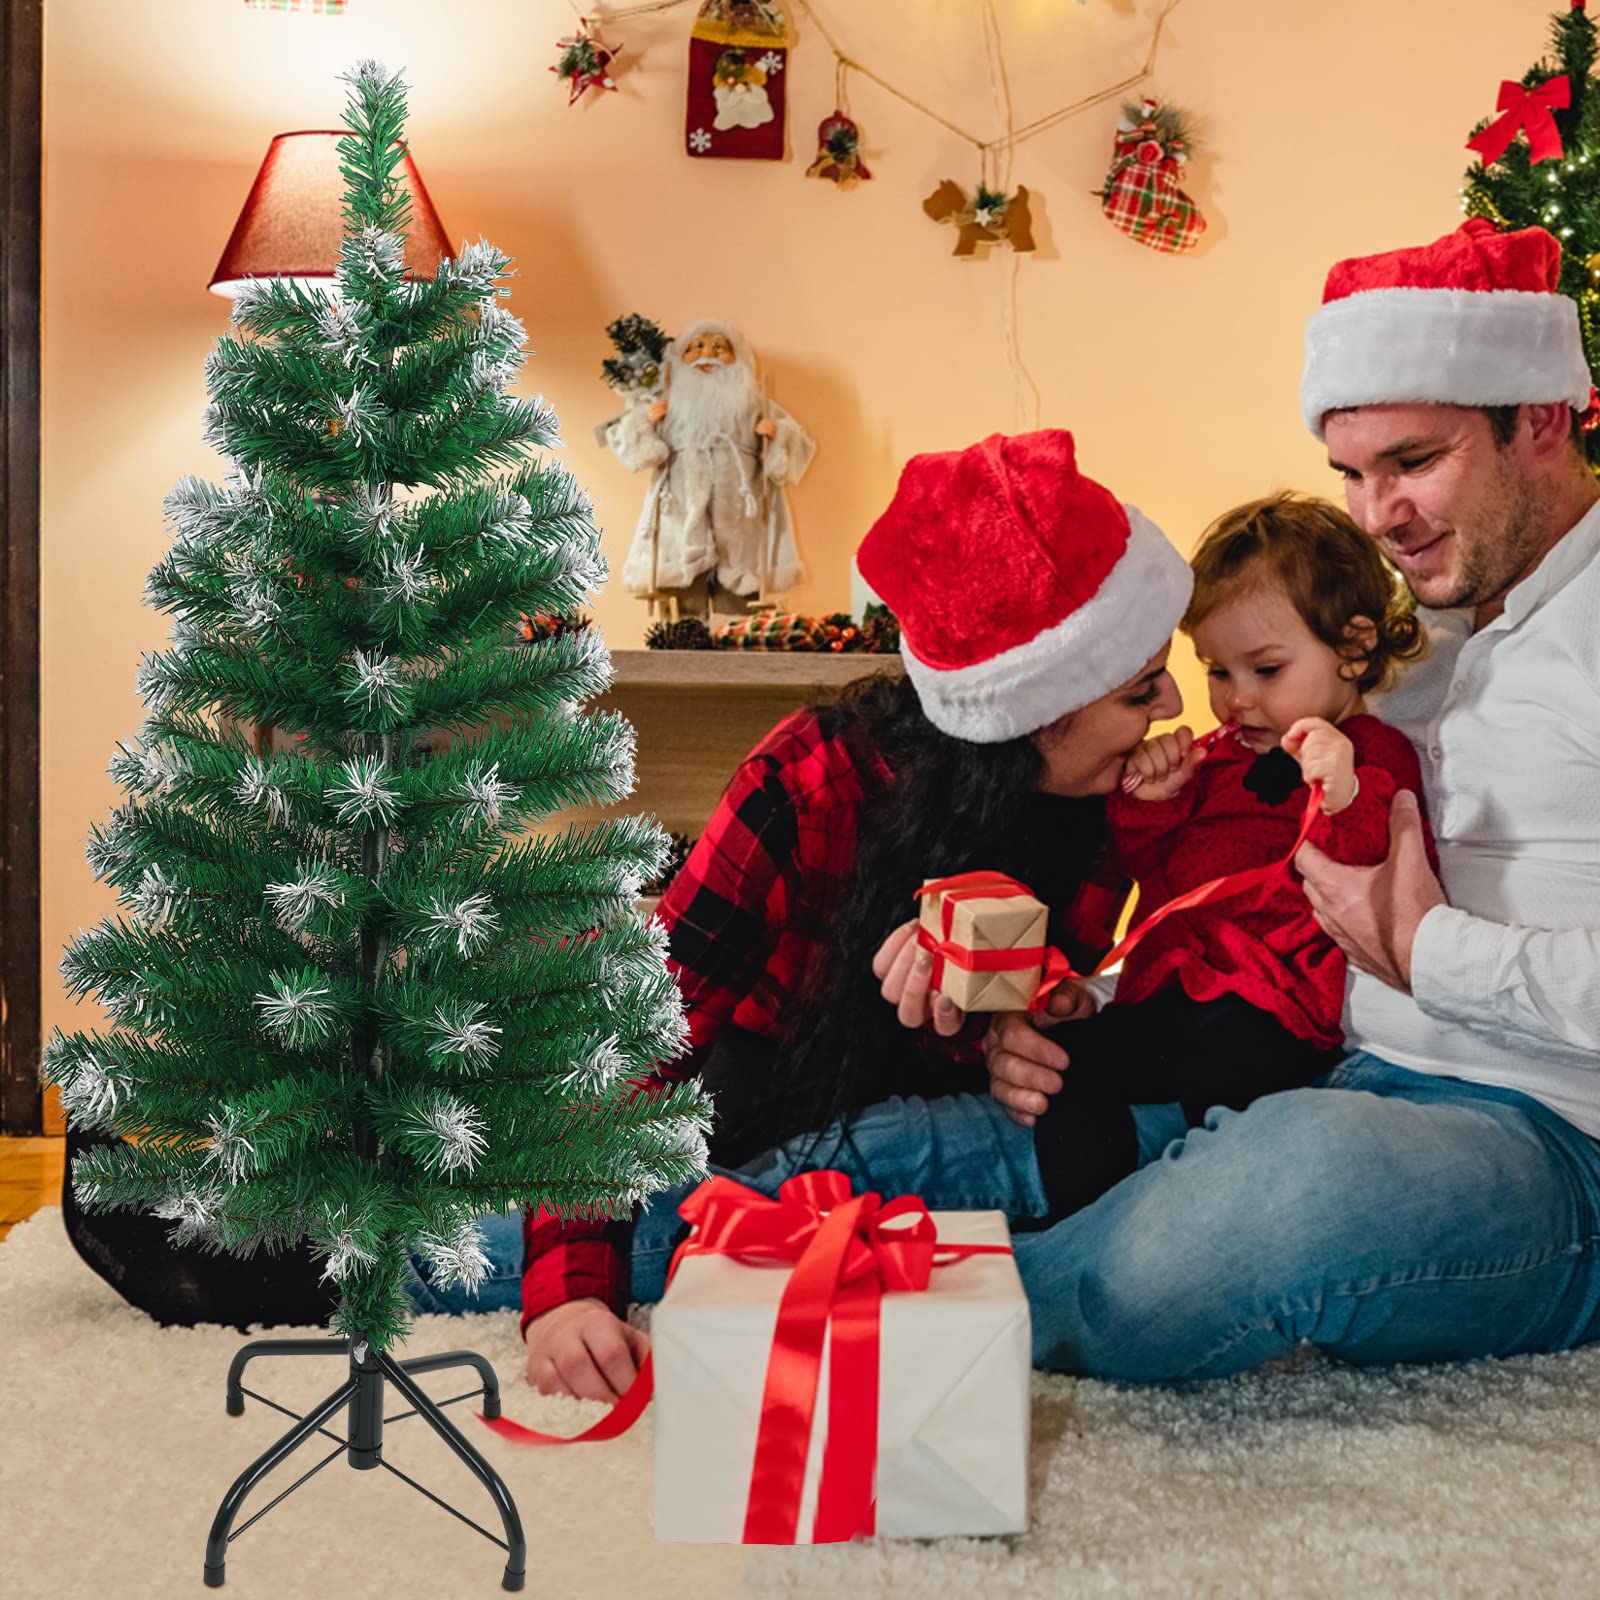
1282, 717, 1357, 812
1122, 728, 1202, 802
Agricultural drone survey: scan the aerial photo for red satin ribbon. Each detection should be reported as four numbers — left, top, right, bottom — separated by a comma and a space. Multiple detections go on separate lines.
1467, 76, 1570, 166
479, 1170, 1008, 1545
913, 781, 1327, 999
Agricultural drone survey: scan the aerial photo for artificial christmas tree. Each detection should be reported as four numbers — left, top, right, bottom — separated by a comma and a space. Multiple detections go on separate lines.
1463, 1, 1600, 464
41, 59, 709, 1589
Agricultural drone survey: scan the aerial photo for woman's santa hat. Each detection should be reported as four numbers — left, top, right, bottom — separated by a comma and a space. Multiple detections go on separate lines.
856, 430, 1192, 743
1300, 219, 1593, 437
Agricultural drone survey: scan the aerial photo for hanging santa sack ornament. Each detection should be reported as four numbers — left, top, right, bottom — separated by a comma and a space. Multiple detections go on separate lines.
806, 113, 872, 188
686, 1, 791, 160
1098, 96, 1206, 255
923, 182, 1036, 258
552, 17, 622, 106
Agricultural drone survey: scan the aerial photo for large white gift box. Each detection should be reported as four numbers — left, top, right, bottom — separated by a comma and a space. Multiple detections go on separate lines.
652, 1209, 1031, 1543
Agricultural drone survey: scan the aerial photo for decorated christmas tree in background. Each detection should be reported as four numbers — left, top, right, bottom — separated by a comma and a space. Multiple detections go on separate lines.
1463, 0, 1600, 466
43, 60, 710, 1353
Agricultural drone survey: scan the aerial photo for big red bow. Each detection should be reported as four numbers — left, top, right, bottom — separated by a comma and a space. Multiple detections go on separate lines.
479, 1170, 1007, 1546
1467, 76, 1571, 167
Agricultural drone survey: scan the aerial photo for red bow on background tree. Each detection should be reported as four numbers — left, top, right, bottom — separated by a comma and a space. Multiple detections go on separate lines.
1461, 2, 1600, 470
1467, 76, 1571, 165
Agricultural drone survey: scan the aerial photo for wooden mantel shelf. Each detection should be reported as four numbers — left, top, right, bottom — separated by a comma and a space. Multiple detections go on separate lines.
607, 649, 902, 690
587, 651, 904, 837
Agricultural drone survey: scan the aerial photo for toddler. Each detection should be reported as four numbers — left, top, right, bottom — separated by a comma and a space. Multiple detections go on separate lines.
1032, 493, 1439, 1219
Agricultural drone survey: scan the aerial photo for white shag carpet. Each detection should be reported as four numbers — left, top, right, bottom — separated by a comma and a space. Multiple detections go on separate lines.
5, 1206, 1600, 1599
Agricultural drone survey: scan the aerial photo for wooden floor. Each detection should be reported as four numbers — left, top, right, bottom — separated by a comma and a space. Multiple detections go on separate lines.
0, 1136, 65, 1244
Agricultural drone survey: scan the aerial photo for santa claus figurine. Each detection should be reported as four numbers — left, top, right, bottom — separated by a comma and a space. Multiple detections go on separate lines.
604, 320, 814, 612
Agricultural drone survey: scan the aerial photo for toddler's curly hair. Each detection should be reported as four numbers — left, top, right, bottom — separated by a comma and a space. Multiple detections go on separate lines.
1183, 492, 1428, 696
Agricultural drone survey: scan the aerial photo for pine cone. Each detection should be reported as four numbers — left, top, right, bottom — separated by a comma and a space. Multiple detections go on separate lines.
644, 616, 715, 650
858, 603, 901, 653
641, 831, 695, 898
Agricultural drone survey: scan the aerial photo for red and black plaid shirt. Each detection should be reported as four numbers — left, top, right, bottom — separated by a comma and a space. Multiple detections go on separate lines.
520, 707, 1129, 1334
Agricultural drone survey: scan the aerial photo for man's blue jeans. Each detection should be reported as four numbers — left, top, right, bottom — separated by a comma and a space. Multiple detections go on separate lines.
406, 1053, 1600, 1381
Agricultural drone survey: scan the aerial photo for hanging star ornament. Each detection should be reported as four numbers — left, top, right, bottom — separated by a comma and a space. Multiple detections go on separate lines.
552, 18, 622, 106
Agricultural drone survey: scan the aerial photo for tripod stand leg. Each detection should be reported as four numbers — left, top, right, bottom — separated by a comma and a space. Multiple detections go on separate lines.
224, 1335, 347, 1415
378, 1351, 527, 1591
204, 1374, 360, 1587
399, 1349, 503, 1420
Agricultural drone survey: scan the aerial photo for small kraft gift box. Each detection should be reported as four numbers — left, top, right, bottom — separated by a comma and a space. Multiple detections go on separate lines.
916, 871, 1052, 1013
651, 1174, 1031, 1544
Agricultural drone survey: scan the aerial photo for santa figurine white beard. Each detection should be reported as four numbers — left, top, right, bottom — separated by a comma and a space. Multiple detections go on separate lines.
604, 320, 814, 602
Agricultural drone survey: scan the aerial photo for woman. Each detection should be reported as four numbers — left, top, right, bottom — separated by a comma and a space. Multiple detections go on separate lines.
521, 428, 1194, 1401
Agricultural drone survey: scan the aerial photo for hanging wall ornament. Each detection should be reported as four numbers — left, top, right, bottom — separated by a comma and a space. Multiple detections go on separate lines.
923, 181, 1036, 258
1098, 96, 1207, 255
552, 17, 622, 106
686, 1, 792, 160
806, 112, 872, 188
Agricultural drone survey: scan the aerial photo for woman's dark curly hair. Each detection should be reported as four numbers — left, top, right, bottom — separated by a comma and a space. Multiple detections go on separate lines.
1183, 492, 1428, 695
723, 669, 1105, 1165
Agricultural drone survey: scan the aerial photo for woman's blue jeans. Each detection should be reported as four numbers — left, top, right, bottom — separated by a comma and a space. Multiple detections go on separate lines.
404, 1052, 1600, 1381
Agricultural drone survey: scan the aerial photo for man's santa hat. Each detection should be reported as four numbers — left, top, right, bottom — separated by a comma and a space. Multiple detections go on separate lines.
856, 430, 1192, 743
1300, 219, 1593, 438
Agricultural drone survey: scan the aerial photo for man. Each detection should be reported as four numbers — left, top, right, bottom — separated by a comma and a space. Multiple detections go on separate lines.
977, 218, 1600, 1377
604, 319, 813, 604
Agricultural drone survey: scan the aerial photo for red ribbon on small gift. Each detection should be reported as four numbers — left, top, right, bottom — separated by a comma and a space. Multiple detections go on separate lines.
1467, 76, 1570, 167
479, 1170, 1008, 1545
914, 871, 1074, 1009
915, 781, 1328, 1003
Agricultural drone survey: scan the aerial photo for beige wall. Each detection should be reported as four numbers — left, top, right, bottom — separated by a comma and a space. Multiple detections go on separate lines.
40, 0, 1539, 1072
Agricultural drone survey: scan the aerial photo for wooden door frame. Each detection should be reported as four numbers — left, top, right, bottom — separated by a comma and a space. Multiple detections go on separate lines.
2, 0, 43, 1133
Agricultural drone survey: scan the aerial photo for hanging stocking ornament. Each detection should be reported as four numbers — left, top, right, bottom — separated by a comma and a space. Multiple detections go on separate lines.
1098, 96, 1206, 255
552, 17, 622, 106
806, 112, 872, 188
923, 181, 1036, 258
686, 1, 791, 160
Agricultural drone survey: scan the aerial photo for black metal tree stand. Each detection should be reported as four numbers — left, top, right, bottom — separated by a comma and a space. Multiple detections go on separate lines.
203, 1333, 526, 1589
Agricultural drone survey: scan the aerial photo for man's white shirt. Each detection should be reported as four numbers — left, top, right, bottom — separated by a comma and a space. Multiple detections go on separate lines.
1355, 499, 1600, 1136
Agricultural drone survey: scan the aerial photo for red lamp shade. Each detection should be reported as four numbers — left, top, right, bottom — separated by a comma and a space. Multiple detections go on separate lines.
208, 130, 452, 297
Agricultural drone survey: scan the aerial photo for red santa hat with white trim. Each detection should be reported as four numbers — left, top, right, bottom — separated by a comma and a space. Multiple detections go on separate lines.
1300, 219, 1594, 438
855, 430, 1192, 744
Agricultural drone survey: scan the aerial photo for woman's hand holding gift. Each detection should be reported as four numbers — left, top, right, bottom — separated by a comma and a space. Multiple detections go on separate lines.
873, 918, 967, 1036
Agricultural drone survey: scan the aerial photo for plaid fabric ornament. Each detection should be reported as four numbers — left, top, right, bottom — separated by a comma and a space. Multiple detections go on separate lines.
1099, 96, 1206, 255
713, 608, 899, 652
715, 611, 832, 651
